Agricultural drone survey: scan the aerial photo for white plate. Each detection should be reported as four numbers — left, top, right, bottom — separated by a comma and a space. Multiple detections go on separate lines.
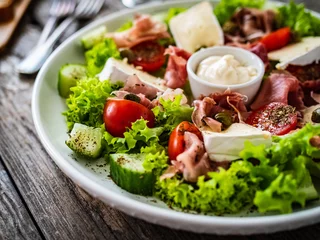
32, 0, 320, 235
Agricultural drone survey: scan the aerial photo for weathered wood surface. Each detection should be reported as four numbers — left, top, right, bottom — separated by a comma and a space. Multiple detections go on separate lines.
1, 0, 320, 239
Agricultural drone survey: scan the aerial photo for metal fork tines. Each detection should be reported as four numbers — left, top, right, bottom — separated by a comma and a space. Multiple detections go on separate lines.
37, 0, 76, 46
18, 0, 105, 74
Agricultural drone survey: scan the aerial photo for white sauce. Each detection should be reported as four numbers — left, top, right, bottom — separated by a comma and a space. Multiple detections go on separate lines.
196, 55, 257, 85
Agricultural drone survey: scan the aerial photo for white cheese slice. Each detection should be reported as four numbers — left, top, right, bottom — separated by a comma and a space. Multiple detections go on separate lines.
268, 37, 320, 68
169, 1, 224, 53
202, 123, 272, 162
97, 58, 168, 92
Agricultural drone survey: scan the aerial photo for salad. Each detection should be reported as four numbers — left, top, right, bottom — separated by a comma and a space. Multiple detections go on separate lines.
58, 0, 320, 215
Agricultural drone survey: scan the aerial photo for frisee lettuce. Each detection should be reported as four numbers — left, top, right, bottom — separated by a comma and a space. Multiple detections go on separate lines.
214, 0, 265, 25
85, 38, 121, 77
63, 77, 121, 131
277, 1, 320, 37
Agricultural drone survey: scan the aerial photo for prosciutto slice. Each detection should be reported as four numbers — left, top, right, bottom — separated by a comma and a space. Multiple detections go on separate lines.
225, 8, 276, 43
160, 132, 211, 183
192, 90, 248, 131
122, 75, 158, 99
164, 46, 191, 89
250, 71, 305, 110
227, 42, 269, 67
106, 14, 170, 48
301, 80, 320, 106
111, 90, 154, 109
192, 97, 222, 132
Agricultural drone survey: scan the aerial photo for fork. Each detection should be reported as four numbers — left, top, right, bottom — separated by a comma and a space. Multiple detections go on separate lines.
37, 0, 76, 46
17, 0, 105, 74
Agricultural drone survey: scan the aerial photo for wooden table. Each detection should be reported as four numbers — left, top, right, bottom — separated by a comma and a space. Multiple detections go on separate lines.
1, 0, 320, 239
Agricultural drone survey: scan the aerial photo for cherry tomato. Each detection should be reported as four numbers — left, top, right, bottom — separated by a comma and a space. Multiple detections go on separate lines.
260, 27, 291, 52
168, 121, 203, 160
246, 102, 297, 135
103, 99, 155, 137
129, 41, 165, 72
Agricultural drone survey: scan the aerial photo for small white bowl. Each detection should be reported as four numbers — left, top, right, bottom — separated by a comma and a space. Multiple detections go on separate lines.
187, 46, 265, 104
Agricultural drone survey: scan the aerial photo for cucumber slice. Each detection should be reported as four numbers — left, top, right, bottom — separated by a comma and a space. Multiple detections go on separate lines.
81, 26, 107, 50
58, 64, 87, 98
66, 123, 104, 158
110, 153, 155, 195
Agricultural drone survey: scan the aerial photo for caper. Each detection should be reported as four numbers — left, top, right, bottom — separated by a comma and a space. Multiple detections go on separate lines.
120, 49, 135, 62
222, 21, 239, 35
312, 108, 320, 123
215, 112, 233, 128
124, 94, 141, 103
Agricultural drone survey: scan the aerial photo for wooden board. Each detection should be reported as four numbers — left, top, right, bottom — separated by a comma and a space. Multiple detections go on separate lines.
0, 0, 31, 51
0, 159, 42, 240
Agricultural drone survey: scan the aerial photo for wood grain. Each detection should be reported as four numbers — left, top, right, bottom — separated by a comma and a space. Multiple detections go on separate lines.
1, 0, 320, 239
0, 159, 41, 240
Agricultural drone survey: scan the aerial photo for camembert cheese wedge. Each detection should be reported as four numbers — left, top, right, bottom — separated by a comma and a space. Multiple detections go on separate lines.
202, 123, 272, 162
98, 58, 167, 92
169, 1, 224, 53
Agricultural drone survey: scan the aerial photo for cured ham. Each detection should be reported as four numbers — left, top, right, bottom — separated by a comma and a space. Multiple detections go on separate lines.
111, 90, 154, 109
106, 14, 170, 48
164, 46, 191, 89
160, 132, 211, 183
227, 42, 269, 67
250, 71, 305, 110
192, 97, 222, 132
122, 74, 158, 99
224, 8, 276, 43
192, 91, 248, 131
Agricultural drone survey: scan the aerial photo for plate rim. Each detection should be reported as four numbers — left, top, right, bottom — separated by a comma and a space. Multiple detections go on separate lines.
32, 0, 320, 235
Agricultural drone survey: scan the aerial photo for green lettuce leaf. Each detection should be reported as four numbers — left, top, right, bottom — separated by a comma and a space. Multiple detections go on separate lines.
277, 1, 320, 37
269, 123, 320, 167
156, 124, 320, 215
214, 0, 265, 25
116, 20, 133, 32
142, 144, 168, 177
164, 8, 186, 25
152, 95, 193, 133
254, 155, 318, 214
104, 119, 164, 154
156, 160, 260, 214
63, 78, 120, 131
85, 39, 121, 76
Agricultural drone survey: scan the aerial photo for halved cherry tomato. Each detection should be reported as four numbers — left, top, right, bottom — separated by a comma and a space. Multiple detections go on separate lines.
246, 102, 297, 135
129, 41, 165, 72
103, 99, 155, 137
260, 27, 291, 52
168, 121, 203, 160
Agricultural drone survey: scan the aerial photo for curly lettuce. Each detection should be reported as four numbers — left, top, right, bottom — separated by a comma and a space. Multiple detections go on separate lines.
116, 20, 133, 32
157, 124, 320, 214
63, 77, 120, 131
214, 0, 265, 25
152, 95, 193, 133
156, 160, 260, 214
277, 1, 320, 37
104, 119, 164, 154
85, 38, 120, 76
164, 8, 186, 25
